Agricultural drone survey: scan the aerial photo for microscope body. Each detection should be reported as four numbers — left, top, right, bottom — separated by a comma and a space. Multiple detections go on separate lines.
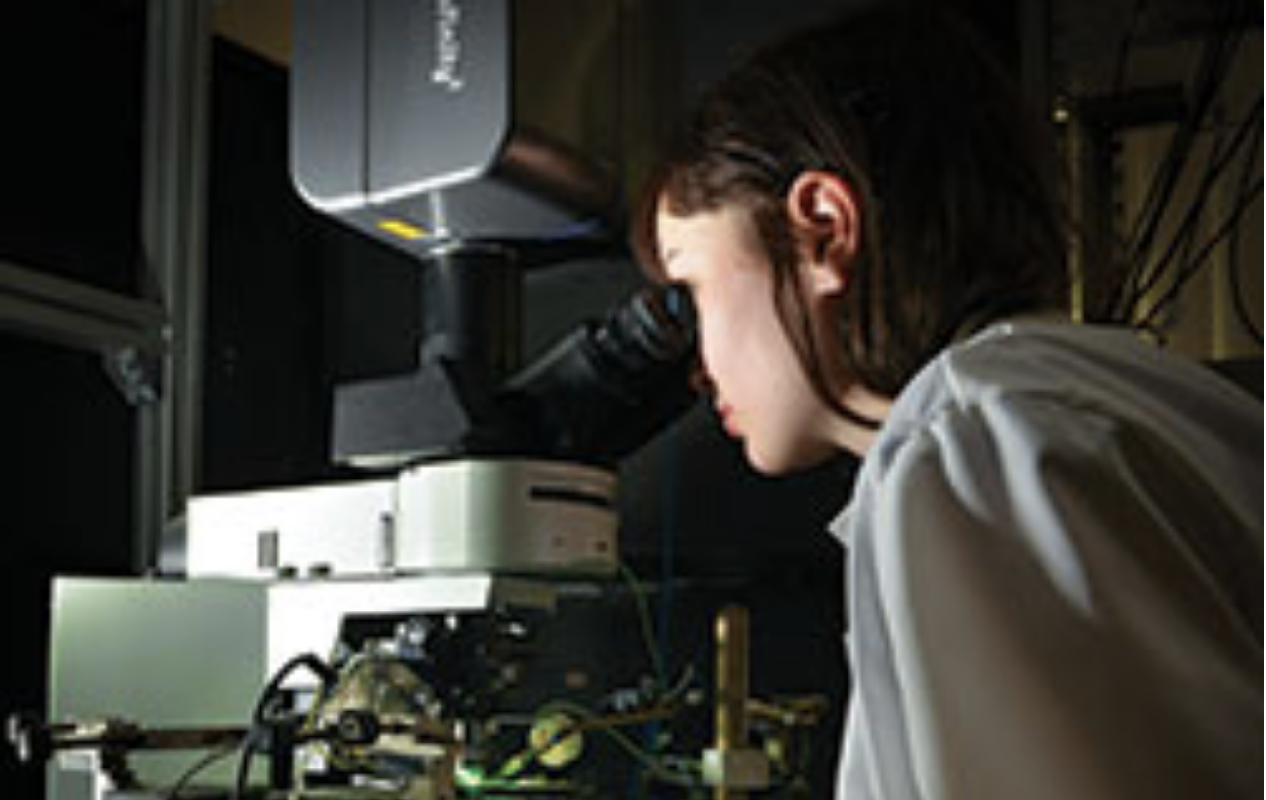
25, 4, 820, 799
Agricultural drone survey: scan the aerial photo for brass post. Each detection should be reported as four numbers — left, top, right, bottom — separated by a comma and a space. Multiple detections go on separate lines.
714, 604, 750, 799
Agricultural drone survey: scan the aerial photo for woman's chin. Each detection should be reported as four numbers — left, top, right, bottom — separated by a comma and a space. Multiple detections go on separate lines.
744, 436, 830, 477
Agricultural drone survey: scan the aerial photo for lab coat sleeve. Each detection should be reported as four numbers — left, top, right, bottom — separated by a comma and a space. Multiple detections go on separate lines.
867, 393, 1261, 800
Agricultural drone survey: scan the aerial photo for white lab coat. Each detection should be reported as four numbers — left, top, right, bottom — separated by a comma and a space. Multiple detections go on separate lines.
833, 319, 1262, 800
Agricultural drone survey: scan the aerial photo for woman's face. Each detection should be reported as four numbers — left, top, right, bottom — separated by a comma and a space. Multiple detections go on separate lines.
656, 203, 844, 474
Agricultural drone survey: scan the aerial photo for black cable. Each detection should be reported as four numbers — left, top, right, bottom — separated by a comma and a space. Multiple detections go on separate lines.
1117, 34, 1222, 270
1225, 116, 1263, 344
1121, 5, 1240, 265
252, 654, 337, 724
232, 734, 257, 800
1134, 174, 1263, 331
232, 653, 336, 800
1226, 252, 1264, 345
1108, 3, 1247, 320
1126, 98, 1263, 315
1154, 116, 1261, 297
165, 744, 241, 800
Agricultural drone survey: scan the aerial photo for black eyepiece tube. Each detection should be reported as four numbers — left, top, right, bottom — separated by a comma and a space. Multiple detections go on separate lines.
499, 284, 698, 462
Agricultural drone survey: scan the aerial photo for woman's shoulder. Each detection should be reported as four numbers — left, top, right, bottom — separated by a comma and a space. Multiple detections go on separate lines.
889, 317, 1258, 438
861, 317, 1261, 517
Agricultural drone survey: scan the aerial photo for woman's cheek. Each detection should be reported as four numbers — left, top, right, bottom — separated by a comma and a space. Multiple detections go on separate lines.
699, 305, 740, 391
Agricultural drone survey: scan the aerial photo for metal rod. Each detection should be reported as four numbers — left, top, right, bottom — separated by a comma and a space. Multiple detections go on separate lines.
136, 0, 212, 573
714, 604, 750, 800
0, 259, 166, 354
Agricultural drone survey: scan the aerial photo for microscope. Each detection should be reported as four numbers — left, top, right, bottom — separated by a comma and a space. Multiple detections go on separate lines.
13, 3, 826, 798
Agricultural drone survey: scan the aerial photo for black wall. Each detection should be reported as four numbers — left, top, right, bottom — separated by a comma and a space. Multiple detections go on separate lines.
0, 3, 146, 798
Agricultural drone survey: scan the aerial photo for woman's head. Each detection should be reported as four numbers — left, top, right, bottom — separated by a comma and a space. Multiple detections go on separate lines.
635, 3, 1068, 471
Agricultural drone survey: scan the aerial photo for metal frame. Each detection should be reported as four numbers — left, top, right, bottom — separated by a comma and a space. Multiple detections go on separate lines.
0, 259, 166, 354
136, 0, 212, 572
0, 0, 211, 574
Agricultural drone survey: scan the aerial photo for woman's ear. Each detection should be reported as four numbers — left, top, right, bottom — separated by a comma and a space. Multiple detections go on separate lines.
785, 170, 861, 297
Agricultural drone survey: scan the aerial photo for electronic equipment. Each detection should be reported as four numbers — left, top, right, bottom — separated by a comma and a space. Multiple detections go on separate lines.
186, 459, 618, 578
291, 0, 622, 260
11, 3, 833, 798
290, 0, 691, 471
18, 575, 825, 799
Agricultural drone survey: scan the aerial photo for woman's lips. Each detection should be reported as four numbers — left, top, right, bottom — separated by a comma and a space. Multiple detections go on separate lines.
716, 401, 741, 437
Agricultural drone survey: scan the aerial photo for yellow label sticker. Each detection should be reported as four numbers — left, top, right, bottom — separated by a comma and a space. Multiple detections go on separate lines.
376, 218, 427, 241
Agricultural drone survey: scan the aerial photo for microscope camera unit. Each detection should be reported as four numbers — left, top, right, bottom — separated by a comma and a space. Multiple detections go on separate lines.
15, 3, 829, 798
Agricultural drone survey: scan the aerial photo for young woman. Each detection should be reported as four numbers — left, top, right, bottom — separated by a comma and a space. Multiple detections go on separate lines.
634, 5, 1261, 799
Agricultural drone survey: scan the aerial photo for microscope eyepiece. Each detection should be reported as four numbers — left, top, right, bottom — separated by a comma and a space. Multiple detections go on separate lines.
499, 284, 698, 462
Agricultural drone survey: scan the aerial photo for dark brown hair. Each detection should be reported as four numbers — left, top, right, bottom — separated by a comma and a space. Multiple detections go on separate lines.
633, 3, 1069, 408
